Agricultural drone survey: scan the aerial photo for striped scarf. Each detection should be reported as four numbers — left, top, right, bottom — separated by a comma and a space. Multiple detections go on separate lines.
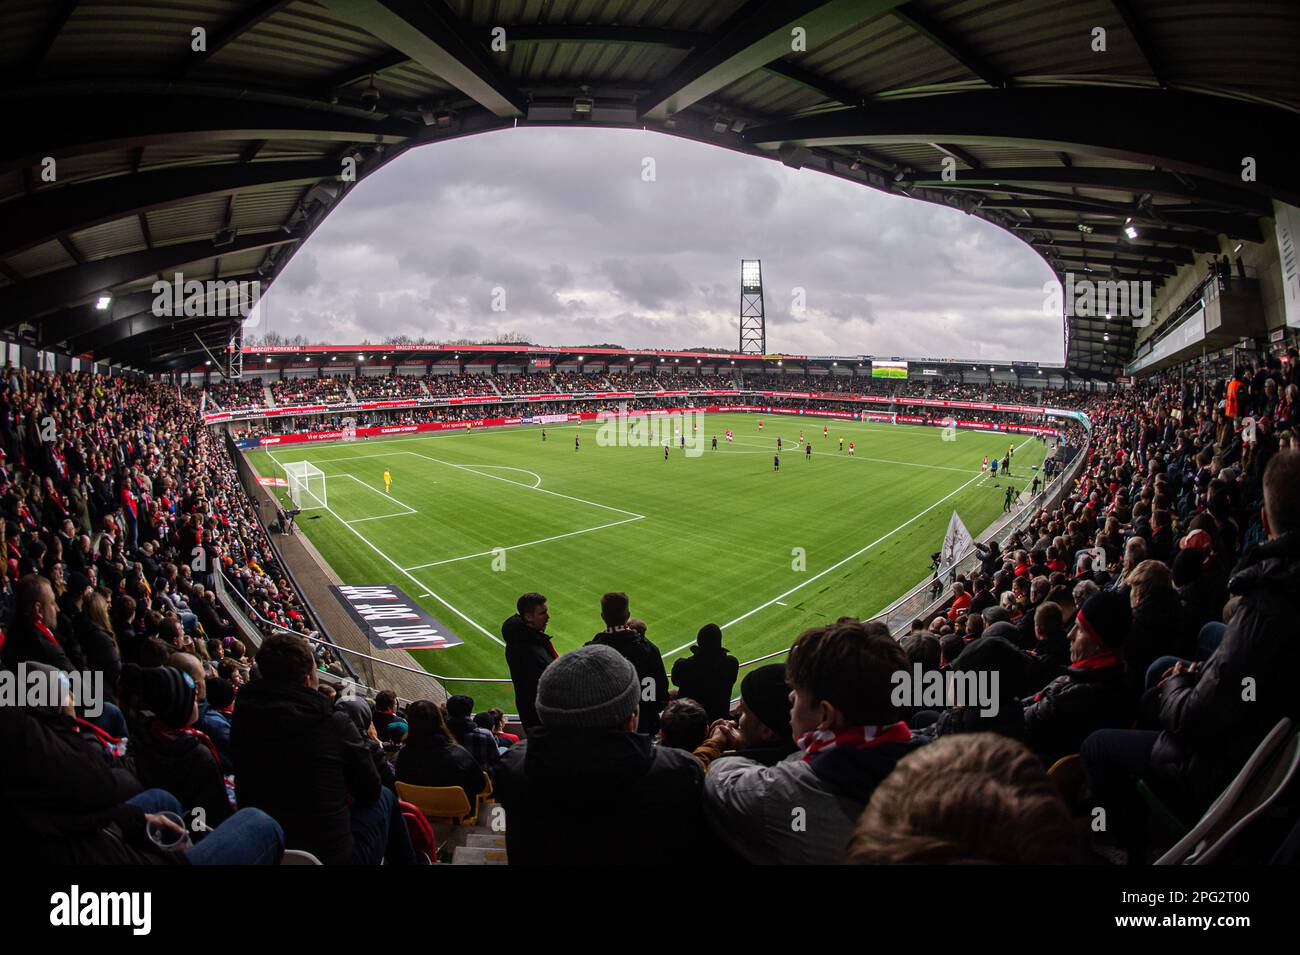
796, 721, 913, 763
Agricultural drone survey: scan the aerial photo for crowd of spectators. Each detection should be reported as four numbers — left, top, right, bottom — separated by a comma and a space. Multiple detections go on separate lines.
9, 349, 1298, 866
270, 376, 352, 406
348, 375, 429, 400
207, 378, 267, 411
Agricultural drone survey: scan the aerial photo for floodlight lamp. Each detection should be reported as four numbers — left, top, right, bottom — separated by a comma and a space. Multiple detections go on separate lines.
95, 295, 112, 310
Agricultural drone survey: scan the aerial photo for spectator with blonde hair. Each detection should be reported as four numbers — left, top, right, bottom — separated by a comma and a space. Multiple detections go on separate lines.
846, 734, 1078, 864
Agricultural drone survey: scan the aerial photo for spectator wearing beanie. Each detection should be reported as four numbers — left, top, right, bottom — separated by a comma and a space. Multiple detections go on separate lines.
119, 663, 231, 827
444, 694, 501, 771
493, 644, 706, 865
704, 621, 928, 865
916, 632, 1031, 742
670, 623, 739, 721
1022, 591, 1134, 764
730, 664, 798, 765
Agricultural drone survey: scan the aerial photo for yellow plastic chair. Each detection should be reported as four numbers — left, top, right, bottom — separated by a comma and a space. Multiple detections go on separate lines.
1047, 753, 1085, 804
479, 772, 494, 803
395, 782, 478, 826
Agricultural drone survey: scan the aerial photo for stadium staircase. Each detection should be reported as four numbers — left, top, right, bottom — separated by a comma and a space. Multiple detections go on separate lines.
345, 382, 357, 403
418, 379, 431, 397
263, 384, 275, 407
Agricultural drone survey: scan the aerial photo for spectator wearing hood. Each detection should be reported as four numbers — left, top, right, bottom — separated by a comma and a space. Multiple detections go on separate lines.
494, 644, 705, 865
444, 694, 501, 772
670, 623, 739, 721
1023, 590, 1133, 764
336, 696, 396, 789
501, 592, 557, 732
587, 592, 668, 736
919, 630, 1031, 741
704, 620, 928, 865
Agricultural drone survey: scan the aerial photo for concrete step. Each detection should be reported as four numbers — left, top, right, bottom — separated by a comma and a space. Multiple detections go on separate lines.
451, 845, 508, 865
465, 833, 506, 849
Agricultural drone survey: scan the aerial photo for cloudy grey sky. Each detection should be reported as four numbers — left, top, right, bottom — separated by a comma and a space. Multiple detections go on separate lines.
263, 125, 1062, 362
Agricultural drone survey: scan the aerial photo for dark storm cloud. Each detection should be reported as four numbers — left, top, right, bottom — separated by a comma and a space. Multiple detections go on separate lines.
258, 126, 1061, 360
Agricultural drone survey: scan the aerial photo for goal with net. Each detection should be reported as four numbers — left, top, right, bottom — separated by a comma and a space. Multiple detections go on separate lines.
284, 461, 327, 510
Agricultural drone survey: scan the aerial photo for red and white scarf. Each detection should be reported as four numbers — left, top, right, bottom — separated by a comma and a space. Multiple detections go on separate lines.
797, 721, 912, 763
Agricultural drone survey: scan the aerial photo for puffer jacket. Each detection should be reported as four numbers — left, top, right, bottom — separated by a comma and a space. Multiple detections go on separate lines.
1149, 533, 1300, 816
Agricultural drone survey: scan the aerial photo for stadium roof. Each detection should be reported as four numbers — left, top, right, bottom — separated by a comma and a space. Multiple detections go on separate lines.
3, 0, 1296, 376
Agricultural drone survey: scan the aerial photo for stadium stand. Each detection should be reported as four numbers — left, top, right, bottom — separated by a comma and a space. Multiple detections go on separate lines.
5, 351, 1298, 867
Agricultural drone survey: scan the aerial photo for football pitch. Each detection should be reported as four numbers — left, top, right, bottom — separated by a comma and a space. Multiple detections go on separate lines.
246, 413, 1047, 710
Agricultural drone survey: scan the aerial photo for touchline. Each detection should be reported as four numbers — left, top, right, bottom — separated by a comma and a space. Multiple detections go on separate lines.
49, 885, 151, 935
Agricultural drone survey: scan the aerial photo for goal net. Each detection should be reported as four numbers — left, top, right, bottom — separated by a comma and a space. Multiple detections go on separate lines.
284, 461, 327, 510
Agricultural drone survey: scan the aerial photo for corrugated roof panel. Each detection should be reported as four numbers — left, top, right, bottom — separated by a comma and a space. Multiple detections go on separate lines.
7, 240, 76, 279
71, 217, 149, 261
146, 195, 227, 242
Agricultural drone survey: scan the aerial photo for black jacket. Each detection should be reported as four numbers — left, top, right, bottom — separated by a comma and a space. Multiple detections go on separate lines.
1023, 660, 1132, 764
501, 615, 557, 731
129, 719, 231, 826
77, 622, 122, 704
1150, 533, 1300, 815
589, 628, 669, 735
0, 706, 180, 865
232, 681, 381, 865
494, 728, 704, 865
1126, 588, 1188, 699
395, 735, 486, 799
671, 645, 740, 720
1, 617, 75, 673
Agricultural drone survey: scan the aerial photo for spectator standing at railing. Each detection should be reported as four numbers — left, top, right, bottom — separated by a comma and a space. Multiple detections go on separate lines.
670, 623, 739, 721
588, 592, 669, 736
502, 592, 558, 733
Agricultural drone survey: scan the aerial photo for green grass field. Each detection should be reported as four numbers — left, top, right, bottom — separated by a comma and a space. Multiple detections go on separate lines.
246, 413, 1046, 710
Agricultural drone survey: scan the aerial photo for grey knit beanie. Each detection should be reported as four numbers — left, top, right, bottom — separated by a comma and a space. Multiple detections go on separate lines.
535, 644, 640, 730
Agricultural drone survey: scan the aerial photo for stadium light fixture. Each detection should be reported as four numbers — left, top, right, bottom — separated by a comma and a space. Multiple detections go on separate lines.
1124, 219, 1139, 240
696, 358, 701, 363
712, 116, 730, 133
265, 358, 272, 363
674, 358, 679, 363
730, 360, 735, 365
1233, 243, 1243, 253
572, 96, 594, 116
205, 360, 211, 366
95, 295, 112, 310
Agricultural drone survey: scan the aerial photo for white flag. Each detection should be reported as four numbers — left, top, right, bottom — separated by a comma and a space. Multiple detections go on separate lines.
938, 510, 974, 578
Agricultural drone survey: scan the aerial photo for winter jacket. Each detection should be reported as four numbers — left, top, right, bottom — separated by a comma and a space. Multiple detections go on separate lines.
1126, 588, 1188, 699
1, 617, 75, 673
395, 735, 486, 799
588, 628, 669, 735
0, 706, 180, 865
1150, 533, 1300, 816
704, 735, 928, 864
501, 614, 557, 731
1023, 659, 1132, 764
232, 681, 381, 865
671, 645, 740, 720
494, 728, 704, 865
129, 718, 231, 826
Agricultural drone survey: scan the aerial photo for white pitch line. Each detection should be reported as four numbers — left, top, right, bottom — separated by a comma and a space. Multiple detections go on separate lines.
267, 449, 504, 647
461, 464, 543, 488
728, 438, 981, 473
402, 515, 645, 570
662, 434, 1036, 660
334, 473, 418, 515
401, 450, 644, 520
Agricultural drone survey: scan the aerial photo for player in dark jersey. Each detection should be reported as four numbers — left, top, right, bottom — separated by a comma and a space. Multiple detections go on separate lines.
542, 428, 546, 441
711, 435, 717, 451
773, 453, 780, 471
664, 444, 670, 461
575, 433, 580, 452
805, 442, 812, 461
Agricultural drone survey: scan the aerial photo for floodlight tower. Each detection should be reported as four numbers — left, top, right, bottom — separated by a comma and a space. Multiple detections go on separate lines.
739, 259, 766, 355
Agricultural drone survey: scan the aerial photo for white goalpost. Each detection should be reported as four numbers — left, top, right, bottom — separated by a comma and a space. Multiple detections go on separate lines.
284, 461, 328, 510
